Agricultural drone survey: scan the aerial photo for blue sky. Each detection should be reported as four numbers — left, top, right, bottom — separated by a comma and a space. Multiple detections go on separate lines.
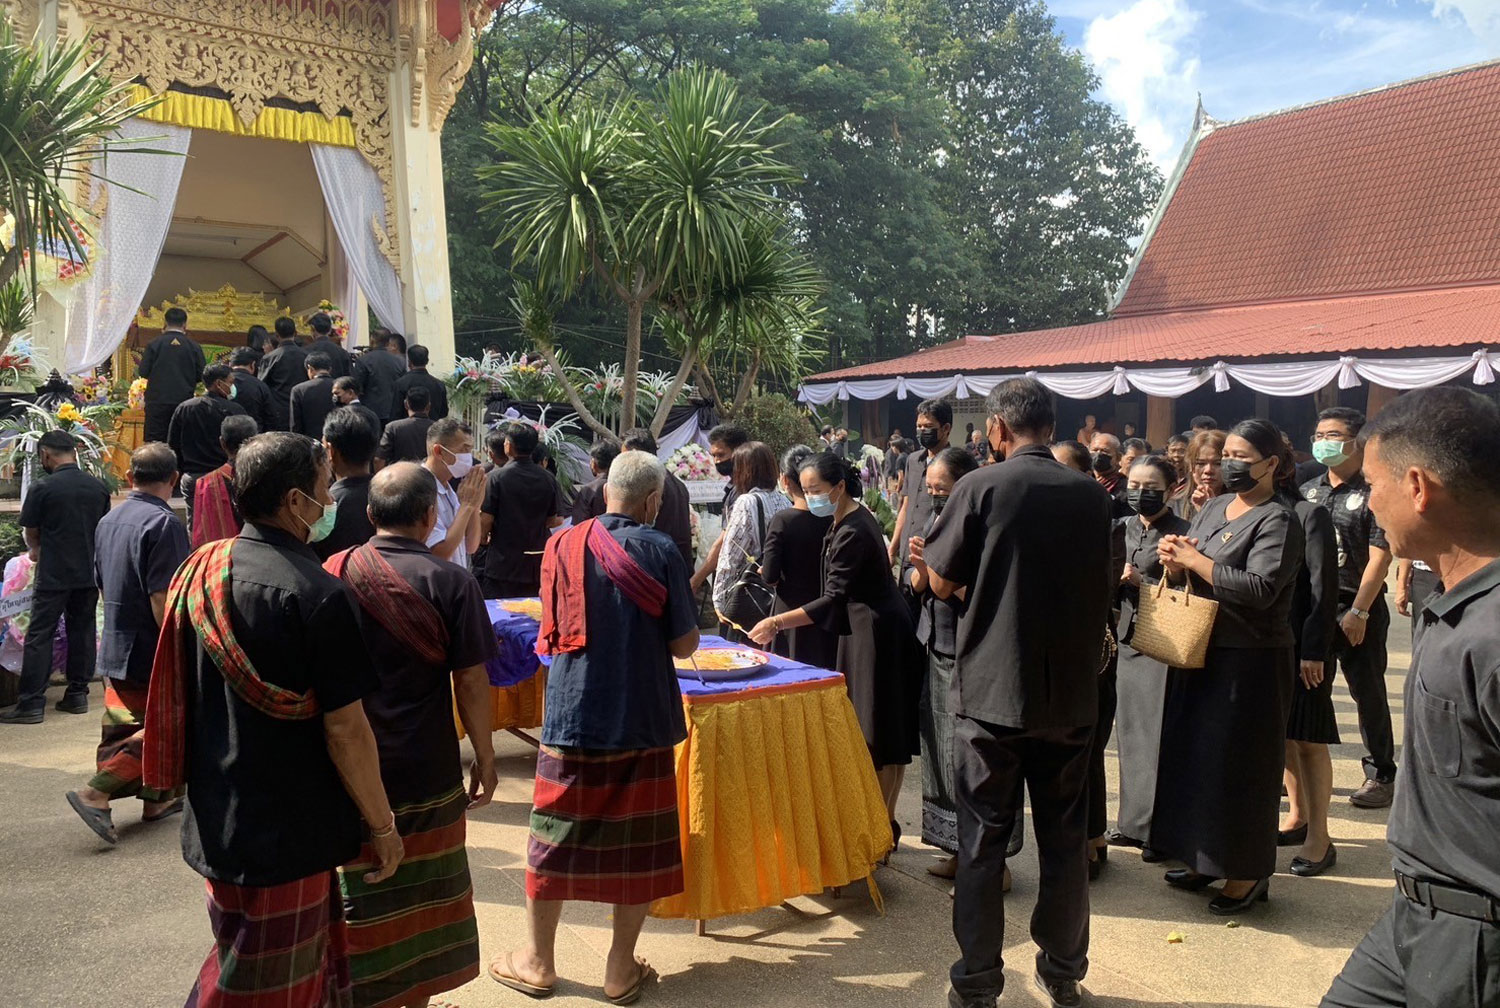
1049, 0, 1500, 171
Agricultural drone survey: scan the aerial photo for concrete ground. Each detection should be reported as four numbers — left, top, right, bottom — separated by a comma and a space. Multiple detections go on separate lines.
0, 625, 1410, 1008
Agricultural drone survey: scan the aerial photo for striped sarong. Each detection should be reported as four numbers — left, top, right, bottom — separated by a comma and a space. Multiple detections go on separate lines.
338, 785, 479, 1008
89, 680, 176, 803
526, 746, 683, 905
187, 871, 351, 1008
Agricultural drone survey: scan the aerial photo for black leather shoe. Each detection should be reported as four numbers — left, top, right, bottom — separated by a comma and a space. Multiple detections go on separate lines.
0, 706, 42, 724
947, 989, 997, 1008
1141, 847, 1168, 863
1164, 868, 1217, 891
1289, 843, 1337, 877
1034, 972, 1083, 1008
1208, 877, 1270, 915
55, 697, 89, 715
1277, 823, 1308, 847
1106, 829, 1144, 849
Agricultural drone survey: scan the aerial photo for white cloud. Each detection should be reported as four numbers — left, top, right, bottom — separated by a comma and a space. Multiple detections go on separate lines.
1425, 0, 1500, 46
1083, 0, 1203, 172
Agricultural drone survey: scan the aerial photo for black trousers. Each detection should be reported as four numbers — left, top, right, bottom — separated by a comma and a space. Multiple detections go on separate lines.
1334, 597, 1395, 782
17, 587, 99, 713
1087, 657, 1119, 840
1321, 890, 1500, 1008
179, 472, 200, 538
951, 717, 1092, 999
143, 402, 176, 445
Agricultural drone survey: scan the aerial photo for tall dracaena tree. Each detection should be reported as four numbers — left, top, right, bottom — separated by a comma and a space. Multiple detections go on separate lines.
0, 18, 161, 304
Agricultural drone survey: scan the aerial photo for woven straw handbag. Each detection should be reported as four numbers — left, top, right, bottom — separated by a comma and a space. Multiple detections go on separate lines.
1130, 578, 1218, 669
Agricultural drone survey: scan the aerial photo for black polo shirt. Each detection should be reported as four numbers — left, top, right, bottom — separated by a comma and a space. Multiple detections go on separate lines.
230, 369, 276, 434
168, 393, 248, 477
377, 416, 434, 464
352, 349, 405, 421
921, 444, 1113, 730
313, 474, 376, 561
481, 458, 562, 593
138, 329, 205, 406
346, 535, 497, 803
180, 522, 378, 886
899, 445, 947, 562
19, 463, 111, 590
93, 492, 190, 683
290, 375, 335, 440
259, 343, 307, 428
305, 337, 352, 378
1301, 470, 1388, 598
394, 369, 449, 420
1392, 557, 1500, 898
571, 474, 607, 524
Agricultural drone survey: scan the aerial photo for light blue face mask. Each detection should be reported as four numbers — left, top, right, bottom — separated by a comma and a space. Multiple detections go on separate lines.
806, 491, 835, 518
296, 490, 339, 543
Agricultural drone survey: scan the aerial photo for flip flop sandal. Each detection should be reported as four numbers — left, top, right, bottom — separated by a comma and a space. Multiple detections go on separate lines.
489, 953, 553, 999
142, 797, 185, 822
607, 959, 656, 1006
66, 792, 118, 845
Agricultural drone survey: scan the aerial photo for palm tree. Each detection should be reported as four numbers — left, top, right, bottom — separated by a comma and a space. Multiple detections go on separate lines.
0, 17, 160, 302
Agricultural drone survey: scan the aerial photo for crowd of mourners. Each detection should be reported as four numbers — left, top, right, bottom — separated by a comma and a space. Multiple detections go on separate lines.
3, 307, 1496, 1008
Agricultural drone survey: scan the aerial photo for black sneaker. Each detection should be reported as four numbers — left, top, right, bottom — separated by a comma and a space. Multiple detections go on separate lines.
1034, 972, 1083, 1008
54, 697, 89, 715
0, 706, 43, 724
947, 990, 997, 1008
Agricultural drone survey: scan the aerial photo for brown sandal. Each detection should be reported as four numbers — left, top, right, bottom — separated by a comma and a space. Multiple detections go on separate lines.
489, 952, 553, 999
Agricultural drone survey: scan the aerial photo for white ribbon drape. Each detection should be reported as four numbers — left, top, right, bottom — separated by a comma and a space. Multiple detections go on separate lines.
654, 409, 712, 457
798, 349, 1500, 403
310, 145, 403, 331
63, 119, 193, 372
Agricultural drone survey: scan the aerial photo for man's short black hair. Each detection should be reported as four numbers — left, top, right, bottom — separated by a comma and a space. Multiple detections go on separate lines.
236, 432, 323, 520
820, 425, 834, 437
1189, 414, 1218, 430
220, 414, 259, 452
1052, 439, 1090, 471
1318, 405, 1367, 437
504, 421, 539, 456
590, 439, 621, 470
129, 442, 177, 484
1365, 387, 1500, 506
227, 347, 260, 368
309, 313, 333, 335
407, 344, 430, 368
1166, 432, 1190, 447
916, 398, 954, 427
367, 462, 437, 528
986, 377, 1053, 437
274, 316, 297, 340
707, 424, 749, 450
38, 429, 77, 455
164, 307, 187, 329
621, 427, 657, 454
386, 332, 407, 354
333, 375, 360, 394
1122, 437, 1150, 454
202, 363, 232, 387
404, 385, 430, 411
323, 406, 377, 465
305, 352, 332, 373
426, 416, 471, 449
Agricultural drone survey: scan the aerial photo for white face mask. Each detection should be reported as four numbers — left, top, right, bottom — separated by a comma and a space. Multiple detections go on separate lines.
440, 446, 474, 479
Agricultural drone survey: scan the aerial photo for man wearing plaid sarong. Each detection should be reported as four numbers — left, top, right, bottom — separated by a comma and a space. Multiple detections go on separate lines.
490, 450, 700, 1005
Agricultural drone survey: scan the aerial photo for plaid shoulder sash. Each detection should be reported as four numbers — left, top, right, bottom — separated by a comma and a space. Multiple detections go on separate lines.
539, 519, 666, 657
324, 542, 448, 666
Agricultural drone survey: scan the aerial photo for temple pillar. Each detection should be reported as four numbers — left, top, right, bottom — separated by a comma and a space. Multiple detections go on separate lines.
1146, 394, 1174, 448
1366, 382, 1398, 418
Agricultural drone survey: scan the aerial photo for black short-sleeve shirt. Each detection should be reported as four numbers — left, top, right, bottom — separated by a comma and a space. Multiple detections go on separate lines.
20, 463, 112, 590
347, 535, 498, 803
1300, 470, 1388, 598
314, 474, 377, 560
1391, 558, 1500, 898
921, 444, 1113, 730
180, 522, 379, 886
481, 458, 562, 592
168, 394, 249, 477
899, 446, 945, 562
93, 492, 191, 683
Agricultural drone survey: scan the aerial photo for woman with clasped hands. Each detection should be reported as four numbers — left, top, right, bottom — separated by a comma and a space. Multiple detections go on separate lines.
1152, 419, 1305, 916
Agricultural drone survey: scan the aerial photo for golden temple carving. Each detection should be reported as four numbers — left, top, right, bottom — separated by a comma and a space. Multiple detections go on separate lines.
426, 0, 487, 129
136, 285, 291, 333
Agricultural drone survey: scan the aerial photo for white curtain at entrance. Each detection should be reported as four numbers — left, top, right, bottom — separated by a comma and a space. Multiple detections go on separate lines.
64, 119, 193, 373
326, 231, 364, 348
310, 144, 403, 331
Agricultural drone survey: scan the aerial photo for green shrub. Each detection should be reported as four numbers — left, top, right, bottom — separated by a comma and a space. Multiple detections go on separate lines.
863, 487, 896, 539
0, 516, 23, 566
736, 392, 819, 459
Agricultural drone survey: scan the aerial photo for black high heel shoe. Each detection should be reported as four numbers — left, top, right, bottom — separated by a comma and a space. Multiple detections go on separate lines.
882, 820, 900, 865
1208, 877, 1270, 915
1164, 868, 1218, 891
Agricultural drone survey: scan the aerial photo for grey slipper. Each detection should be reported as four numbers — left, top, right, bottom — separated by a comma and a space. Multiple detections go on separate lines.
66, 792, 118, 845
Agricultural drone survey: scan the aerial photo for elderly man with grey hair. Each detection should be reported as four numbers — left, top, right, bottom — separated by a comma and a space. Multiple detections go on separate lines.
491, 448, 700, 1003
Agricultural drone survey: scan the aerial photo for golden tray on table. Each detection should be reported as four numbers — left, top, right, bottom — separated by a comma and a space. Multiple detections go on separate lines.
674, 647, 770, 681
499, 599, 544, 620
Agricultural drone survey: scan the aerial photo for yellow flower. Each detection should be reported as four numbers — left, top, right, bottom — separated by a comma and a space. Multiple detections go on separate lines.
55, 403, 82, 424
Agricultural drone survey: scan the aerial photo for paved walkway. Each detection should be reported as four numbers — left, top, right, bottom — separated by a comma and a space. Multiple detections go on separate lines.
0, 626, 1410, 1007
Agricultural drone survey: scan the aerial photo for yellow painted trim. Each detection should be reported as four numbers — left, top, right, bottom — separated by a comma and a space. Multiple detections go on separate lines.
127, 85, 357, 148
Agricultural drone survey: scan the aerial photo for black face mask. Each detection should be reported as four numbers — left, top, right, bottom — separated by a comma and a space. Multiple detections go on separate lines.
930, 493, 948, 515
1091, 451, 1115, 473
715, 458, 734, 477
915, 428, 941, 450
1126, 488, 1166, 517
1220, 458, 1266, 494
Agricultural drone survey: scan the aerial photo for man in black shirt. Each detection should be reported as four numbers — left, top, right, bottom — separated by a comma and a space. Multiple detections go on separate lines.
2, 431, 112, 723
304, 312, 352, 378
1089, 433, 1131, 517
137, 307, 206, 444
689, 424, 749, 596
921, 378, 1112, 1008
1321, 387, 1500, 1008
621, 427, 693, 568
332, 375, 383, 435
1301, 406, 1397, 808
167, 364, 248, 532
571, 440, 620, 524
258, 317, 306, 431
290, 352, 336, 440
375, 385, 433, 467
393, 344, 448, 420
226, 347, 275, 434
314, 406, 378, 560
479, 422, 563, 598
352, 332, 405, 423
890, 398, 952, 573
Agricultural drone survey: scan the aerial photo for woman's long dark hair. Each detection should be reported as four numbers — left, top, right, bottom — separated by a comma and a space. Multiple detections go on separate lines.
802, 451, 862, 499
1229, 418, 1294, 483
1128, 454, 1178, 489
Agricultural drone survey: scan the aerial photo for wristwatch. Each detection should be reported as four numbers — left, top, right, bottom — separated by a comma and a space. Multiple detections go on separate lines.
1350, 607, 1370, 620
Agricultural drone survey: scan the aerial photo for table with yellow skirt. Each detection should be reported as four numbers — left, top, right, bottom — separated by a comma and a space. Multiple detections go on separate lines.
461, 601, 893, 931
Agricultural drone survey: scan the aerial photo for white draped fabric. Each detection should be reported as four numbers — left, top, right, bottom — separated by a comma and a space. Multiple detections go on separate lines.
310, 144, 403, 331
64, 119, 192, 372
798, 349, 1500, 403
655, 409, 713, 457
327, 231, 364, 349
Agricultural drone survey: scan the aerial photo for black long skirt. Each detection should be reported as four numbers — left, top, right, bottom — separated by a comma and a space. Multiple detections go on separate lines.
839, 598, 921, 768
1150, 645, 1293, 880
1113, 643, 1170, 843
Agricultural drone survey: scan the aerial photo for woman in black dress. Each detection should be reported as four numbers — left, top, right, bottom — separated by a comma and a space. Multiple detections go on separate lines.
760, 445, 837, 669
1155, 419, 1304, 915
748, 453, 920, 836
1109, 455, 1190, 853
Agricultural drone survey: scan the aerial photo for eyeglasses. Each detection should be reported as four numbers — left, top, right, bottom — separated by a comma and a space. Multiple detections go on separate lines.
1311, 433, 1354, 443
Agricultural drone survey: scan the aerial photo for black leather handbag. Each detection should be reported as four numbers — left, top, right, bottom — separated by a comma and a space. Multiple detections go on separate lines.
718, 494, 776, 633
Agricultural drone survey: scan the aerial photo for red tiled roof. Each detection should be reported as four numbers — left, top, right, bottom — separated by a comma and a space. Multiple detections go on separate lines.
809, 284, 1500, 381
1115, 61, 1500, 316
